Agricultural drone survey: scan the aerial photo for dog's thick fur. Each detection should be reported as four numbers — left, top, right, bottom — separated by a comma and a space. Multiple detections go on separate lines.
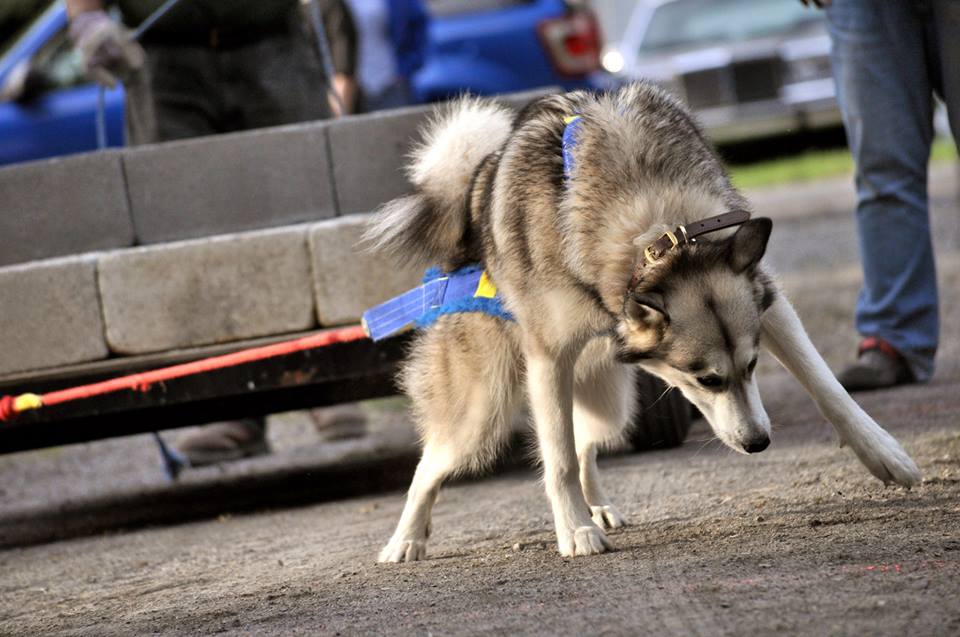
367, 83, 921, 562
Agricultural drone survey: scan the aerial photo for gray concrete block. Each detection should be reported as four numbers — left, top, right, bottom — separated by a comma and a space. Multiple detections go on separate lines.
122, 123, 336, 244
328, 88, 559, 215
0, 152, 134, 267
309, 215, 421, 325
327, 105, 428, 216
0, 256, 108, 375
98, 227, 316, 354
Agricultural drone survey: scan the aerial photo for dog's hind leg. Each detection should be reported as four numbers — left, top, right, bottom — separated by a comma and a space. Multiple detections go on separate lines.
760, 292, 921, 487
379, 315, 521, 563
379, 444, 450, 563
573, 338, 636, 530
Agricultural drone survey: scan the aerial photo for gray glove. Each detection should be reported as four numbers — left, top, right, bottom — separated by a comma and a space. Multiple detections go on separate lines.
799, 0, 832, 7
68, 10, 145, 88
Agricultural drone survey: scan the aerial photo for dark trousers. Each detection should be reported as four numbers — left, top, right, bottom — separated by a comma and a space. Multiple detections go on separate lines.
124, 23, 332, 145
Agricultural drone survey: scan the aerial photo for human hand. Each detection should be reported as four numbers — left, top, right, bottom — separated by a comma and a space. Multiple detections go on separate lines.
68, 10, 145, 88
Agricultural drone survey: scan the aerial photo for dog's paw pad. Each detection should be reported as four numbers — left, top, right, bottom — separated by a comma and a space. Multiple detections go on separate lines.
590, 505, 627, 530
567, 525, 612, 557
378, 539, 427, 563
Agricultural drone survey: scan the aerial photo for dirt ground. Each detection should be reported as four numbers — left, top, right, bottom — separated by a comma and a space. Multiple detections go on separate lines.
1, 173, 959, 635
1, 377, 958, 636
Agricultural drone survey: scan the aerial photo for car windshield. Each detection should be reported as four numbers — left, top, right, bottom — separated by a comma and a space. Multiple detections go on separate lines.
639, 0, 821, 53
597, 0, 638, 44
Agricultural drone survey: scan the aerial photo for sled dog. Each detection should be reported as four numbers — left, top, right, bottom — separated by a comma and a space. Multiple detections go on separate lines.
365, 82, 921, 561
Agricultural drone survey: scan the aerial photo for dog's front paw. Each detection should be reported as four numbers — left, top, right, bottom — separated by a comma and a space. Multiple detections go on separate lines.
378, 538, 427, 563
848, 428, 921, 488
558, 525, 613, 557
590, 505, 627, 530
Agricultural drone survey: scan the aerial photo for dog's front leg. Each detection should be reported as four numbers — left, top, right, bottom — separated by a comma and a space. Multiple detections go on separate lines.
760, 292, 921, 487
526, 344, 612, 556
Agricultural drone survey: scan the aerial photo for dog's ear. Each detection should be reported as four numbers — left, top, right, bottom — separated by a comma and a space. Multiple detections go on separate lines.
623, 290, 670, 348
728, 217, 772, 273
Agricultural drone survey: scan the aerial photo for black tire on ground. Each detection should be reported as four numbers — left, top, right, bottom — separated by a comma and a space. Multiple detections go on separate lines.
629, 372, 692, 451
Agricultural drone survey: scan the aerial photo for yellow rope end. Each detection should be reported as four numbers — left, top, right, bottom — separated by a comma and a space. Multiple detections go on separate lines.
13, 393, 43, 413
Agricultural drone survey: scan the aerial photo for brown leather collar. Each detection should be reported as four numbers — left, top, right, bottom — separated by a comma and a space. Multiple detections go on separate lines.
627, 210, 751, 292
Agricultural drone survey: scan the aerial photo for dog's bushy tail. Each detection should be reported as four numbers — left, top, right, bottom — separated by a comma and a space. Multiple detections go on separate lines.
364, 96, 514, 268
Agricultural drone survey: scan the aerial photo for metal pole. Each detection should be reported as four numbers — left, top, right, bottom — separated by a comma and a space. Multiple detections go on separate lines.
130, 0, 185, 41
95, 85, 107, 149
301, 0, 346, 117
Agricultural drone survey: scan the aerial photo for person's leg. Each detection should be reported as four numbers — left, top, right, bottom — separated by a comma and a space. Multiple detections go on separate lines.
167, 21, 336, 466
123, 43, 270, 465
124, 44, 221, 145
827, 0, 938, 384
223, 21, 333, 131
930, 0, 960, 146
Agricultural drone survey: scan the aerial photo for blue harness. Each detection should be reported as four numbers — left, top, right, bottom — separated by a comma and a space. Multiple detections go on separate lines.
362, 265, 514, 341
361, 115, 583, 342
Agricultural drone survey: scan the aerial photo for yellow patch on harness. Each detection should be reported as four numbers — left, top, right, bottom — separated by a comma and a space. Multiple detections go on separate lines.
474, 272, 498, 299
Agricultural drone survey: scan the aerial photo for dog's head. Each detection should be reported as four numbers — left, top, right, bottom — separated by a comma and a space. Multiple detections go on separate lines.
615, 218, 775, 454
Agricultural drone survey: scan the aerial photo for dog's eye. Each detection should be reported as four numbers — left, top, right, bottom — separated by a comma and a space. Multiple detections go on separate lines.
697, 375, 724, 388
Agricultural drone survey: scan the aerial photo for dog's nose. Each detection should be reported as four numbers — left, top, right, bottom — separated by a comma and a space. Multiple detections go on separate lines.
743, 436, 770, 454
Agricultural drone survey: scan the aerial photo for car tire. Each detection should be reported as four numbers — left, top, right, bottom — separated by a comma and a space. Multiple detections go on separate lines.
629, 371, 691, 451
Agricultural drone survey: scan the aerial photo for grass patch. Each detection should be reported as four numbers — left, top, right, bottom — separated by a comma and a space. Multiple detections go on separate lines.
729, 137, 958, 190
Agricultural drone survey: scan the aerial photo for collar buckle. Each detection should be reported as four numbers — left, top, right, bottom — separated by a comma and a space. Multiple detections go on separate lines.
644, 230, 680, 264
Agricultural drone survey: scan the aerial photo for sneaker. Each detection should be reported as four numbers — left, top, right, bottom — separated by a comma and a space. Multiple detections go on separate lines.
309, 403, 368, 442
175, 418, 270, 467
837, 337, 914, 392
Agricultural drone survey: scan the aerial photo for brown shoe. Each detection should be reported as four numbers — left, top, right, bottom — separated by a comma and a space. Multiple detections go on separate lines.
310, 403, 368, 442
176, 418, 270, 467
838, 337, 914, 392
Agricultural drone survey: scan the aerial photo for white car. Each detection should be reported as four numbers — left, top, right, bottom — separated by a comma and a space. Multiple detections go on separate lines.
596, 0, 842, 143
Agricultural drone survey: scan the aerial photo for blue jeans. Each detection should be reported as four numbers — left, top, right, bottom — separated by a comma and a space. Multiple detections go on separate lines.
826, 0, 960, 382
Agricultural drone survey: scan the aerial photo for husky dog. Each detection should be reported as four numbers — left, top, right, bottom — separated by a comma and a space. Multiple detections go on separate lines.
366, 83, 921, 562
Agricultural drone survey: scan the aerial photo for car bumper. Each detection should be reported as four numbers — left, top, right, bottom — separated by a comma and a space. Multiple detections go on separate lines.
696, 81, 842, 144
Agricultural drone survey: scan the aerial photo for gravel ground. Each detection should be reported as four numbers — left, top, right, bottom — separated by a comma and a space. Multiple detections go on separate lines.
0, 381, 957, 636
0, 171, 958, 636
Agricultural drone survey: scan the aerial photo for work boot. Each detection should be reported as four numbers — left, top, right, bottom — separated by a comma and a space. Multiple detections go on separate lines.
175, 418, 270, 467
310, 403, 368, 442
838, 337, 914, 392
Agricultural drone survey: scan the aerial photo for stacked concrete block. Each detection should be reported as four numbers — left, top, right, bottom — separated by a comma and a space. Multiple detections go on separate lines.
0, 256, 108, 375
309, 215, 421, 326
327, 87, 558, 216
97, 227, 316, 354
0, 88, 564, 378
327, 105, 428, 216
0, 152, 134, 267
122, 124, 336, 244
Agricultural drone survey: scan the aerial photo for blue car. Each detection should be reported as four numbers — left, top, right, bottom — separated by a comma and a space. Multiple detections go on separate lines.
0, 2, 125, 165
0, 0, 604, 166
413, 0, 604, 102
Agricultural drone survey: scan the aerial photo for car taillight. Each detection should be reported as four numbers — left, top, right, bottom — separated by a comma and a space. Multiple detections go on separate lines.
537, 10, 602, 77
